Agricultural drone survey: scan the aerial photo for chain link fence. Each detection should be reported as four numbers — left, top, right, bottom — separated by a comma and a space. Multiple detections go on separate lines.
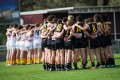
112, 40, 120, 53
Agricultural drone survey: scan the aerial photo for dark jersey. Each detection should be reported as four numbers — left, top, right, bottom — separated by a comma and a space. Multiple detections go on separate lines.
42, 23, 48, 33
103, 22, 112, 36
103, 22, 108, 30
55, 23, 63, 32
64, 29, 71, 37
89, 22, 97, 34
74, 23, 84, 38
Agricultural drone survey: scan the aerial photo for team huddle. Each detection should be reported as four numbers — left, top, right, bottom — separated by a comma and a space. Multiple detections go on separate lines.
6, 14, 115, 71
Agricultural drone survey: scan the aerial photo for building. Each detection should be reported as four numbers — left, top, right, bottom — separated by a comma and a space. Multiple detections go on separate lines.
20, 6, 120, 40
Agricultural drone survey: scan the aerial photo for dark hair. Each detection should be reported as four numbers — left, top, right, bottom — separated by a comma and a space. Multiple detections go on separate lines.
44, 19, 47, 23
87, 17, 93, 22
17, 25, 23, 30
35, 23, 40, 27
29, 25, 33, 30
84, 18, 89, 23
93, 14, 101, 22
14, 24, 18, 28
25, 24, 30, 30
76, 15, 82, 22
53, 17, 57, 23
101, 14, 109, 22
9, 24, 13, 28
62, 17, 68, 23
57, 19, 62, 24
47, 14, 56, 22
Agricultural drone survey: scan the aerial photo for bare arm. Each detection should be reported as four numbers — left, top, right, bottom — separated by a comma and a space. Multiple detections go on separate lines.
54, 29, 64, 38
64, 25, 72, 30
67, 29, 74, 40
84, 31, 95, 39
40, 34, 48, 38
75, 24, 89, 31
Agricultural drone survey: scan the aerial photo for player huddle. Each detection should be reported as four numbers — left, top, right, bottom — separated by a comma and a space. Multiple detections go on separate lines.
6, 14, 115, 71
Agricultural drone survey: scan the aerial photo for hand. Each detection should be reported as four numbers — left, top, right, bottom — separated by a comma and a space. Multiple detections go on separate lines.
76, 35, 82, 38
64, 37, 68, 42
91, 35, 95, 39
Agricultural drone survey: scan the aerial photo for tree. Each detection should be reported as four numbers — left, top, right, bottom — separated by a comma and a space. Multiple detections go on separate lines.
20, 0, 120, 11
103, 0, 109, 6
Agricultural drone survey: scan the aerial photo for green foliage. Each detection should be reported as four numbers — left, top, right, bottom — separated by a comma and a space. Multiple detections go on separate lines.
109, 0, 120, 5
20, 0, 120, 11
0, 26, 7, 45
0, 54, 120, 80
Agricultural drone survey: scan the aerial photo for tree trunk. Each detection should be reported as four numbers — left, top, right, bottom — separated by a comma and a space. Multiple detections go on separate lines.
103, 0, 109, 6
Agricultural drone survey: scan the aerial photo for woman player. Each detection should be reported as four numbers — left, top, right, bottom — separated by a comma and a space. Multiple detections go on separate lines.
9, 24, 18, 65
53, 19, 65, 71
64, 15, 74, 70
25, 25, 33, 64
102, 14, 115, 67
40, 19, 49, 70
72, 15, 88, 69
6, 25, 12, 66
15, 25, 22, 65
33, 24, 42, 64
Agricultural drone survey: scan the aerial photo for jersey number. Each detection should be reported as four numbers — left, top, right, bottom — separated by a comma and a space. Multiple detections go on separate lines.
57, 24, 62, 31
65, 31, 68, 37
92, 25, 96, 32
103, 22, 108, 30
76, 27, 81, 33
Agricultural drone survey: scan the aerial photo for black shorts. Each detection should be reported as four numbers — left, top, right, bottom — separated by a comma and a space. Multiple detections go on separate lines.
73, 38, 87, 49
106, 36, 112, 46
51, 40, 56, 50
41, 39, 47, 51
95, 36, 103, 48
88, 37, 102, 49
101, 36, 107, 48
88, 39, 96, 49
56, 38, 64, 49
85, 38, 88, 47
47, 38, 52, 49
64, 40, 73, 49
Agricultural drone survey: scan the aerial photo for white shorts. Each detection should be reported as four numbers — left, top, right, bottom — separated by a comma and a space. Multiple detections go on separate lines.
6, 42, 10, 49
16, 41, 20, 49
33, 40, 41, 49
20, 41, 27, 51
25, 41, 33, 50
9, 42, 16, 49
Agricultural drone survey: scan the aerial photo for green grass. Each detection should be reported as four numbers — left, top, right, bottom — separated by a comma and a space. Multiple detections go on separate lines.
0, 54, 120, 80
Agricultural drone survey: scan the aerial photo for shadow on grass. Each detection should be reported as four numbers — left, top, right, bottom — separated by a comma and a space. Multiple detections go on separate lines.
114, 65, 120, 68
115, 57, 120, 59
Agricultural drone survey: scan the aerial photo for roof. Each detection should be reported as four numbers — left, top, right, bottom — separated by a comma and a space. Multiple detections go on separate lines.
20, 7, 74, 15
20, 6, 120, 15
69, 6, 120, 13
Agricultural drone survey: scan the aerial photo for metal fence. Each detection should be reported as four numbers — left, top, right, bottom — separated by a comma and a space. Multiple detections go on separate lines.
0, 45, 6, 52
112, 40, 120, 53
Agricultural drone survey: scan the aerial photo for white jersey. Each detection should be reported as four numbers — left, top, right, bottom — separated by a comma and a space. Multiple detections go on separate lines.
16, 32, 21, 49
21, 33, 26, 41
9, 31, 16, 48
33, 29, 41, 42
6, 32, 11, 49
16, 32, 21, 41
20, 33, 26, 51
25, 33, 33, 50
33, 29, 42, 48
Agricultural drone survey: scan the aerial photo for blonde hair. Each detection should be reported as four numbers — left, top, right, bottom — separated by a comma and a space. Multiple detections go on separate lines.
67, 15, 74, 26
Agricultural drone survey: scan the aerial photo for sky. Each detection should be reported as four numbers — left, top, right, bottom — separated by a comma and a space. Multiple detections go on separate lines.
0, 0, 19, 10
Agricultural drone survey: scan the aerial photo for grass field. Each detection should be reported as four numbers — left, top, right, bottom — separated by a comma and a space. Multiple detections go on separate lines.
0, 54, 120, 80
